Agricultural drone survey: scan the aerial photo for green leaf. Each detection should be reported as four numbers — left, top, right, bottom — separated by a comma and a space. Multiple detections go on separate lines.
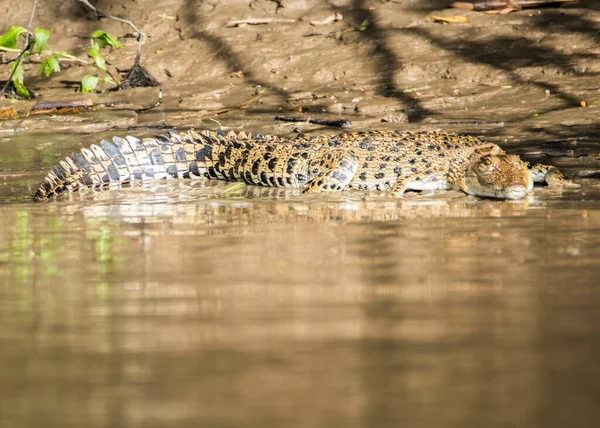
80, 75, 99, 93
102, 75, 115, 84
88, 43, 106, 71
9, 61, 30, 98
0, 26, 27, 49
91, 30, 123, 48
356, 19, 369, 32
39, 55, 61, 76
34, 28, 50, 54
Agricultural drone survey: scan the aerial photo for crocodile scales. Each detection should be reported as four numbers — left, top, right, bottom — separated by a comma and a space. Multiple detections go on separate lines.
34, 129, 564, 201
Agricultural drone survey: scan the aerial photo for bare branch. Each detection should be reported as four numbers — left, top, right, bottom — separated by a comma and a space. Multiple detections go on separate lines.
75, 0, 148, 62
0, 0, 39, 98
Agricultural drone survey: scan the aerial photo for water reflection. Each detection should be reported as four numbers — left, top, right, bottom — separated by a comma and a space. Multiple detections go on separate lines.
0, 182, 599, 427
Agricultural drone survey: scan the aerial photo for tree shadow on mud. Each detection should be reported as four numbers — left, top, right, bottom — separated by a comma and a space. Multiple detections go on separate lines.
182, 0, 290, 101
326, 0, 432, 121
401, 1, 599, 129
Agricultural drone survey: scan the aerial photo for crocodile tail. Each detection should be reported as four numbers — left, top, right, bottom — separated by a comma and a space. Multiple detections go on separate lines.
33, 130, 232, 201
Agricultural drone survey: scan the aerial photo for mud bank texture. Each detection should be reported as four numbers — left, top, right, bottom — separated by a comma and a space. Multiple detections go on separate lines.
1, 1, 599, 163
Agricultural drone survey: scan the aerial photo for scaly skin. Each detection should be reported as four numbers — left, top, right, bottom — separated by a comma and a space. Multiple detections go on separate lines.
34, 129, 564, 201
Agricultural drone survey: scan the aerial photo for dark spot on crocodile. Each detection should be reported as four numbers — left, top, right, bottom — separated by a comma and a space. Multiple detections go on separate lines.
366, 156, 374, 162
188, 162, 200, 176
156, 135, 170, 144
268, 158, 278, 171
409, 159, 416, 164
207, 166, 218, 178
359, 172, 367, 181
245, 142, 254, 150
286, 160, 296, 174
317, 180, 324, 187
438, 153, 445, 158
421, 158, 428, 164
379, 163, 387, 169
301, 152, 309, 159
332, 172, 347, 181
175, 147, 186, 162
196, 146, 212, 162
132, 168, 143, 180
329, 183, 337, 189
416, 151, 422, 156
382, 156, 391, 162
394, 166, 401, 175
149, 149, 163, 165
167, 165, 178, 177
216, 129, 226, 137
340, 160, 350, 169
265, 145, 275, 152
233, 141, 243, 149
252, 160, 260, 176
393, 157, 400, 162
411, 167, 418, 173
426, 170, 433, 175
52, 165, 67, 180
218, 152, 226, 167
260, 171, 268, 185
244, 171, 253, 183
263, 152, 271, 160
415, 142, 422, 147
396, 142, 405, 147
374, 172, 385, 180
277, 177, 285, 187
269, 176, 277, 186
362, 162, 369, 169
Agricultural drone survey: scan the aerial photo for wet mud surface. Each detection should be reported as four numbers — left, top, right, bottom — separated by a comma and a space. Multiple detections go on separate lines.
1, 1, 600, 427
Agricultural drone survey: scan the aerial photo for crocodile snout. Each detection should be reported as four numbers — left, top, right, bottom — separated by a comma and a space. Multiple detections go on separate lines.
501, 184, 529, 200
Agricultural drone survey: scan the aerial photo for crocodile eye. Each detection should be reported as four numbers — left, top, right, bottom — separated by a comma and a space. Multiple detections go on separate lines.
483, 158, 492, 166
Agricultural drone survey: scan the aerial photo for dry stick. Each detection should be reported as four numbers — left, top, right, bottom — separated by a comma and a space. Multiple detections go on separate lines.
226, 18, 296, 27
75, 0, 148, 62
0, 0, 39, 98
275, 115, 352, 129
451, 0, 579, 11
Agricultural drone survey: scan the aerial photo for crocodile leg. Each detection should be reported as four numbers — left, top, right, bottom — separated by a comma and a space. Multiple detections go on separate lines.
389, 177, 408, 197
303, 149, 359, 193
528, 163, 564, 188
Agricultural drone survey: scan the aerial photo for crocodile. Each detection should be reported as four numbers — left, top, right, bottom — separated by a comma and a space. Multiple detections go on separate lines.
34, 129, 564, 201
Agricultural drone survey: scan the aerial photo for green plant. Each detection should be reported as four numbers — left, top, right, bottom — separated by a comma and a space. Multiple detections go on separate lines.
0, 26, 122, 97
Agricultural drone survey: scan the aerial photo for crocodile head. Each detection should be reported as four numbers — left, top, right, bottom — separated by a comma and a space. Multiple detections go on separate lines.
463, 154, 533, 200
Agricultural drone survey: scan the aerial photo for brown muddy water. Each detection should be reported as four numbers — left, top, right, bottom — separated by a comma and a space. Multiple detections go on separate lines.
1, 132, 600, 428
2, 0, 600, 426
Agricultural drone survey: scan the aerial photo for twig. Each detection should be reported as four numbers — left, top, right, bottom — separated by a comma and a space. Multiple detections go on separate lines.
275, 115, 351, 129
310, 13, 343, 26
451, 0, 579, 11
170, 95, 262, 120
0, 0, 38, 98
226, 18, 296, 27
201, 94, 262, 116
76, 0, 148, 62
